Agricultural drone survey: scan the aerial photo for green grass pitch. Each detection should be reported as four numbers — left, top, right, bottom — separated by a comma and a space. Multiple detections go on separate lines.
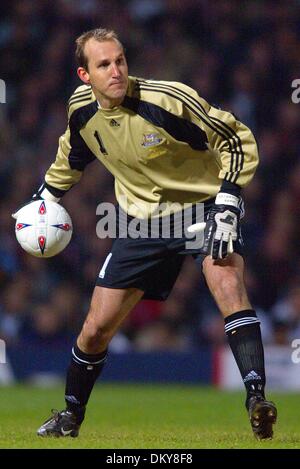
0, 384, 299, 449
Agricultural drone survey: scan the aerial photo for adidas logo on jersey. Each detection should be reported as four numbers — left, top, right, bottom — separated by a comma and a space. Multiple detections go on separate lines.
110, 119, 120, 127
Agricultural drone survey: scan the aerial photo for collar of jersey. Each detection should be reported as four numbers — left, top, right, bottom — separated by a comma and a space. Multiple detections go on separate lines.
97, 100, 125, 118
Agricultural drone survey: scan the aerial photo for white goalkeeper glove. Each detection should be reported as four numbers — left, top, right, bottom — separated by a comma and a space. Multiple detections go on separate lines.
188, 193, 244, 260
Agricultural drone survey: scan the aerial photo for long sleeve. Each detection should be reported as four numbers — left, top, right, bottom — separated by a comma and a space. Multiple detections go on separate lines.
201, 104, 259, 187
44, 125, 83, 196
167, 82, 259, 188
44, 115, 96, 197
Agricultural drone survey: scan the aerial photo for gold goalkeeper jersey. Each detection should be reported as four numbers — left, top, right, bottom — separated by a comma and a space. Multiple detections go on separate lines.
44, 76, 259, 218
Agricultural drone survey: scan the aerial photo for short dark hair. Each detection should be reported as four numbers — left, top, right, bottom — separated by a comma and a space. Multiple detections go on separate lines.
75, 28, 123, 70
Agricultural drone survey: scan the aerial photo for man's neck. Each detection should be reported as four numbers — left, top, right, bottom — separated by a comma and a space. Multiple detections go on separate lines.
95, 93, 123, 110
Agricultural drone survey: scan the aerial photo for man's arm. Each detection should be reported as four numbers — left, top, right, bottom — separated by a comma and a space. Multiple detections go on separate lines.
12, 125, 85, 220
38, 125, 86, 201
181, 85, 259, 258
13, 105, 96, 219
202, 103, 259, 191
201, 104, 257, 258
39, 85, 96, 201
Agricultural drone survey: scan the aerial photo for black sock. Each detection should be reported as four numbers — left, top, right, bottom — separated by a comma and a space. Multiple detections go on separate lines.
65, 344, 107, 422
224, 310, 266, 407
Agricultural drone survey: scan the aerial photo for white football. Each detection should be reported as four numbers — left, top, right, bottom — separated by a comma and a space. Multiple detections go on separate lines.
15, 200, 72, 258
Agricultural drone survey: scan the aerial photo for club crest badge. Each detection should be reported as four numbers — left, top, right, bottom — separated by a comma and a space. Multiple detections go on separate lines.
141, 133, 163, 148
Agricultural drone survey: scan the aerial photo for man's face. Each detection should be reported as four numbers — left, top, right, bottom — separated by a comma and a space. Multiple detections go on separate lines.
79, 38, 128, 107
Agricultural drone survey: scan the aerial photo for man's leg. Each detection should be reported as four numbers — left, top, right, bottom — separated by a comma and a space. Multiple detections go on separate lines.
202, 253, 277, 439
37, 286, 144, 437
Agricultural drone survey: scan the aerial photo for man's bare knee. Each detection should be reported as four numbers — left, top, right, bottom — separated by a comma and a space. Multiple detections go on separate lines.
202, 254, 251, 316
77, 286, 143, 354
79, 313, 113, 353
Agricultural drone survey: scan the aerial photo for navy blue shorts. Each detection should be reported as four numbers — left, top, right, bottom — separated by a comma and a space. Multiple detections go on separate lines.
96, 200, 244, 301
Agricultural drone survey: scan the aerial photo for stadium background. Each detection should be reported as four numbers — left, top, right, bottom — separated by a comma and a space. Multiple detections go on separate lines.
1, 0, 300, 388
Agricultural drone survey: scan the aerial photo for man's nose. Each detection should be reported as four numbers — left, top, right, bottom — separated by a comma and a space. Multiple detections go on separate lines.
111, 63, 121, 76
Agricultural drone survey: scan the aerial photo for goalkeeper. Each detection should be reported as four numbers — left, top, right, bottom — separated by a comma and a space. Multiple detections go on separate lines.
23, 28, 276, 439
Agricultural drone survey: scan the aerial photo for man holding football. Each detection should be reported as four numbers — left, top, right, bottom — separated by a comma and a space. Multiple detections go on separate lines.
15, 28, 277, 439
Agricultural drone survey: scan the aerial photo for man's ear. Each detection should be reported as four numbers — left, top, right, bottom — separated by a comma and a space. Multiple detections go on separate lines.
77, 67, 90, 84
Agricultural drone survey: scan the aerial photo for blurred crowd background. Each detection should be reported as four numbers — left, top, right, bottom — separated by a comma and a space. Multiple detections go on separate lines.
1, 0, 300, 352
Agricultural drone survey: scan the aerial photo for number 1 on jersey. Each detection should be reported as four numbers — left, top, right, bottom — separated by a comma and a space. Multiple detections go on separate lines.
94, 130, 108, 155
